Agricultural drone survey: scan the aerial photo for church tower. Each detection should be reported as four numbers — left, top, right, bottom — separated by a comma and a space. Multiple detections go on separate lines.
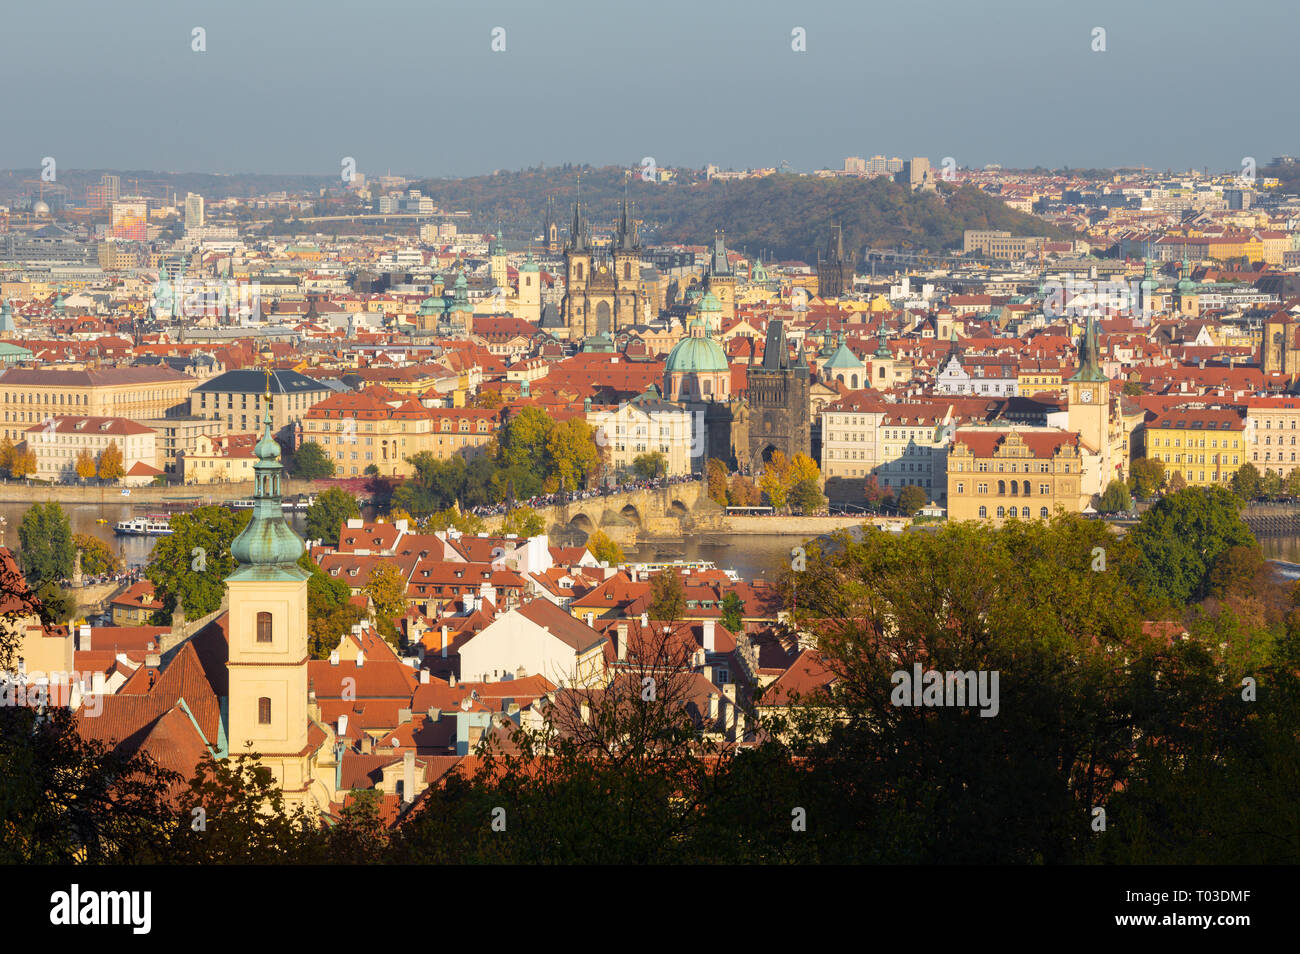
225, 388, 317, 810
613, 197, 641, 325
817, 225, 848, 299
544, 196, 561, 254
563, 190, 592, 339
489, 227, 508, 294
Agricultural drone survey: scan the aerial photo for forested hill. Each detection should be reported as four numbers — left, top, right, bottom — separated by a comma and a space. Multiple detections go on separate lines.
413, 166, 1075, 261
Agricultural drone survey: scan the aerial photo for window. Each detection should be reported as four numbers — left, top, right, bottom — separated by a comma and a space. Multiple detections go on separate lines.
1040, 507, 1049, 519
1008, 507, 1018, 518
978, 506, 987, 518
256, 611, 272, 643
997, 480, 1006, 495
258, 697, 271, 724
996, 506, 1005, 518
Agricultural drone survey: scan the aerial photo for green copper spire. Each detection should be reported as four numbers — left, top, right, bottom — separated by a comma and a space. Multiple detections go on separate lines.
874, 323, 891, 359
228, 390, 309, 582
1069, 315, 1108, 383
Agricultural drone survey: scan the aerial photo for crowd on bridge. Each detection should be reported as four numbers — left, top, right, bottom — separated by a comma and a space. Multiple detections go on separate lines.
468, 472, 702, 517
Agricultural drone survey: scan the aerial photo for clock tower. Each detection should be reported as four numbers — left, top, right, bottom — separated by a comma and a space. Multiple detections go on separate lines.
1067, 314, 1109, 463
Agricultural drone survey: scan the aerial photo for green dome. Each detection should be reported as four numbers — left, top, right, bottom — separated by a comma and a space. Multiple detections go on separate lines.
699, 292, 721, 312
665, 332, 729, 374
418, 294, 446, 315
228, 402, 308, 580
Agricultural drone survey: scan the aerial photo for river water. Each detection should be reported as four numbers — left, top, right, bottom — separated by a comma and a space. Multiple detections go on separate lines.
0, 500, 801, 580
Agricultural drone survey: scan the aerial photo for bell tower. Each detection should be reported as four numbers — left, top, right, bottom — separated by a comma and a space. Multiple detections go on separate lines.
1067, 315, 1109, 455
225, 383, 315, 809
563, 183, 592, 339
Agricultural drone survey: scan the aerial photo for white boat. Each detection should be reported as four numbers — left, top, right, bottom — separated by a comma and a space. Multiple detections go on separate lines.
113, 516, 173, 537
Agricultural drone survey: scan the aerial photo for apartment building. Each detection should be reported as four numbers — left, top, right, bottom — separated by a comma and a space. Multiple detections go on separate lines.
1141, 406, 1246, 488
190, 368, 331, 443
0, 366, 195, 442
1244, 397, 1300, 477
23, 416, 157, 483
586, 393, 696, 479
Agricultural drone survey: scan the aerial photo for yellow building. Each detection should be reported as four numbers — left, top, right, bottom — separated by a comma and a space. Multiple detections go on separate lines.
0, 366, 195, 443
947, 428, 1083, 524
182, 432, 258, 484
1141, 406, 1245, 487
1017, 360, 1065, 397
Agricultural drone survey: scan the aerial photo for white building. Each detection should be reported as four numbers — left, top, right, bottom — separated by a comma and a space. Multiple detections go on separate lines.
25, 416, 157, 483
457, 598, 607, 688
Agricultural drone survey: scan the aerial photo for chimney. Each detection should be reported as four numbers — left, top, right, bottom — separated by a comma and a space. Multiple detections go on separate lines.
398, 708, 412, 725
709, 692, 719, 721
702, 619, 716, 653
449, 674, 456, 688
329, 650, 339, 665
145, 652, 160, 669
579, 701, 590, 723
441, 625, 449, 658
616, 622, 628, 662
420, 669, 430, 684
356, 650, 365, 668
428, 706, 441, 721
78, 623, 91, 651
402, 750, 415, 804
337, 714, 349, 737
640, 612, 648, 627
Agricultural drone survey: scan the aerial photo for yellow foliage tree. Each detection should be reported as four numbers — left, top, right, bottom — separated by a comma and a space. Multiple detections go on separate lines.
97, 441, 126, 482
75, 449, 97, 482
10, 448, 37, 479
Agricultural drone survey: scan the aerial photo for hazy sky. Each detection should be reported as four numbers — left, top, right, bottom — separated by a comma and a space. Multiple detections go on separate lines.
3, 0, 1296, 178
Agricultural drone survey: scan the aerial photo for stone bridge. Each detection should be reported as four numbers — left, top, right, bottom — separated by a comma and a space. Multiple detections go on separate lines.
485, 480, 726, 547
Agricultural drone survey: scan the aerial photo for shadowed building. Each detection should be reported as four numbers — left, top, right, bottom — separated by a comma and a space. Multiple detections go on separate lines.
562, 193, 642, 340
746, 319, 811, 471
817, 225, 849, 299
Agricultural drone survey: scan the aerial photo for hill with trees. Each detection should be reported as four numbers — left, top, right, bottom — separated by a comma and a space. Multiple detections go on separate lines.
411, 165, 1075, 262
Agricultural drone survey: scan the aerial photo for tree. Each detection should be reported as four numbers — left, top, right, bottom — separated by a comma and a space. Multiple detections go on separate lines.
498, 407, 553, 473
547, 418, 600, 490
720, 590, 745, 632
1127, 486, 1257, 606
74, 449, 96, 483
33, 582, 74, 626
586, 530, 624, 565
1122, 380, 1144, 396
897, 484, 927, 516
363, 562, 409, 649
73, 533, 123, 577
145, 506, 252, 621
473, 389, 503, 409
1286, 468, 1300, 499
1262, 469, 1284, 501
299, 552, 364, 659
502, 507, 545, 537
632, 451, 667, 479
10, 448, 36, 480
96, 441, 125, 483
363, 463, 379, 477
1129, 457, 1165, 499
1231, 462, 1261, 502
0, 436, 16, 476
1098, 480, 1132, 514
1167, 470, 1187, 493
706, 458, 729, 506
787, 453, 821, 487
392, 452, 465, 516
423, 507, 486, 534
647, 570, 685, 621
789, 478, 824, 513
293, 441, 334, 480
17, 502, 74, 588
863, 474, 889, 511
726, 474, 760, 507
305, 487, 360, 546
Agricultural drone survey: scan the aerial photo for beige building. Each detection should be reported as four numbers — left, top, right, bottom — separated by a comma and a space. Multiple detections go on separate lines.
587, 393, 696, 479
182, 432, 258, 484
140, 417, 224, 475
1244, 397, 1300, 478
190, 368, 332, 443
0, 366, 195, 442
947, 428, 1083, 523
23, 416, 157, 483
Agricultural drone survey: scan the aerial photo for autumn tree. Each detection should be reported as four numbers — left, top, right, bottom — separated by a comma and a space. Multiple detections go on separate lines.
97, 441, 126, 482
74, 449, 96, 483
0, 436, 16, 475
1129, 457, 1165, 498
647, 570, 686, 621
363, 562, 409, 649
706, 458, 729, 505
547, 417, 600, 491
9, 448, 36, 480
145, 506, 251, 621
586, 529, 624, 565
502, 506, 546, 537
73, 533, 123, 577
897, 483, 927, 516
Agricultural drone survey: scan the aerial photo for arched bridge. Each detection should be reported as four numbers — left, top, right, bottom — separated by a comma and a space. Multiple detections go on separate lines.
486, 480, 726, 546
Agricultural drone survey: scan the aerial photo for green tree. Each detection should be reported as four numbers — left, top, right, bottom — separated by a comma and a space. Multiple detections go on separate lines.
1126, 486, 1257, 606
145, 506, 252, 621
96, 441, 125, 482
1129, 457, 1165, 498
393, 452, 465, 516
1231, 462, 1261, 501
72, 533, 122, 577
586, 530, 624, 565
1286, 468, 1300, 499
1262, 469, 1284, 501
33, 582, 74, 625
897, 484, 927, 516
632, 451, 667, 479
1122, 380, 1144, 396
363, 562, 409, 649
498, 407, 553, 473
298, 551, 363, 659
502, 507, 545, 537
789, 477, 824, 513
647, 570, 685, 621
305, 487, 360, 546
17, 502, 74, 588
1167, 470, 1187, 493
720, 590, 745, 632
424, 507, 486, 534
1098, 479, 1132, 514
293, 441, 335, 480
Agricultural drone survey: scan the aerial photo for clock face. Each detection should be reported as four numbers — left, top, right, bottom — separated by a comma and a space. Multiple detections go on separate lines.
1081, 388, 1093, 403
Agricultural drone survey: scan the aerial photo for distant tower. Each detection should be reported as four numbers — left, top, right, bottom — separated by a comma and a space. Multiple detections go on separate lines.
544, 196, 561, 254
704, 231, 736, 321
517, 250, 542, 322
817, 225, 848, 299
613, 196, 641, 324
562, 184, 593, 339
489, 227, 508, 293
1067, 314, 1109, 455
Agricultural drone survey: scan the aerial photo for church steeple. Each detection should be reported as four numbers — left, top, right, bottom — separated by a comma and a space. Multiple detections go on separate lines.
1069, 315, 1107, 383
229, 386, 307, 580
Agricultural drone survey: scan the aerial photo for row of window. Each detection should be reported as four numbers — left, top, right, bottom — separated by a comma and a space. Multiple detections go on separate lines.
1151, 437, 1241, 449
957, 481, 1052, 496
978, 506, 1050, 519
1158, 454, 1239, 465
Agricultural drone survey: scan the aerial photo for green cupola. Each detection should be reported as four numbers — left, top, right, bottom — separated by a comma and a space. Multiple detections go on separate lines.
228, 392, 309, 582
